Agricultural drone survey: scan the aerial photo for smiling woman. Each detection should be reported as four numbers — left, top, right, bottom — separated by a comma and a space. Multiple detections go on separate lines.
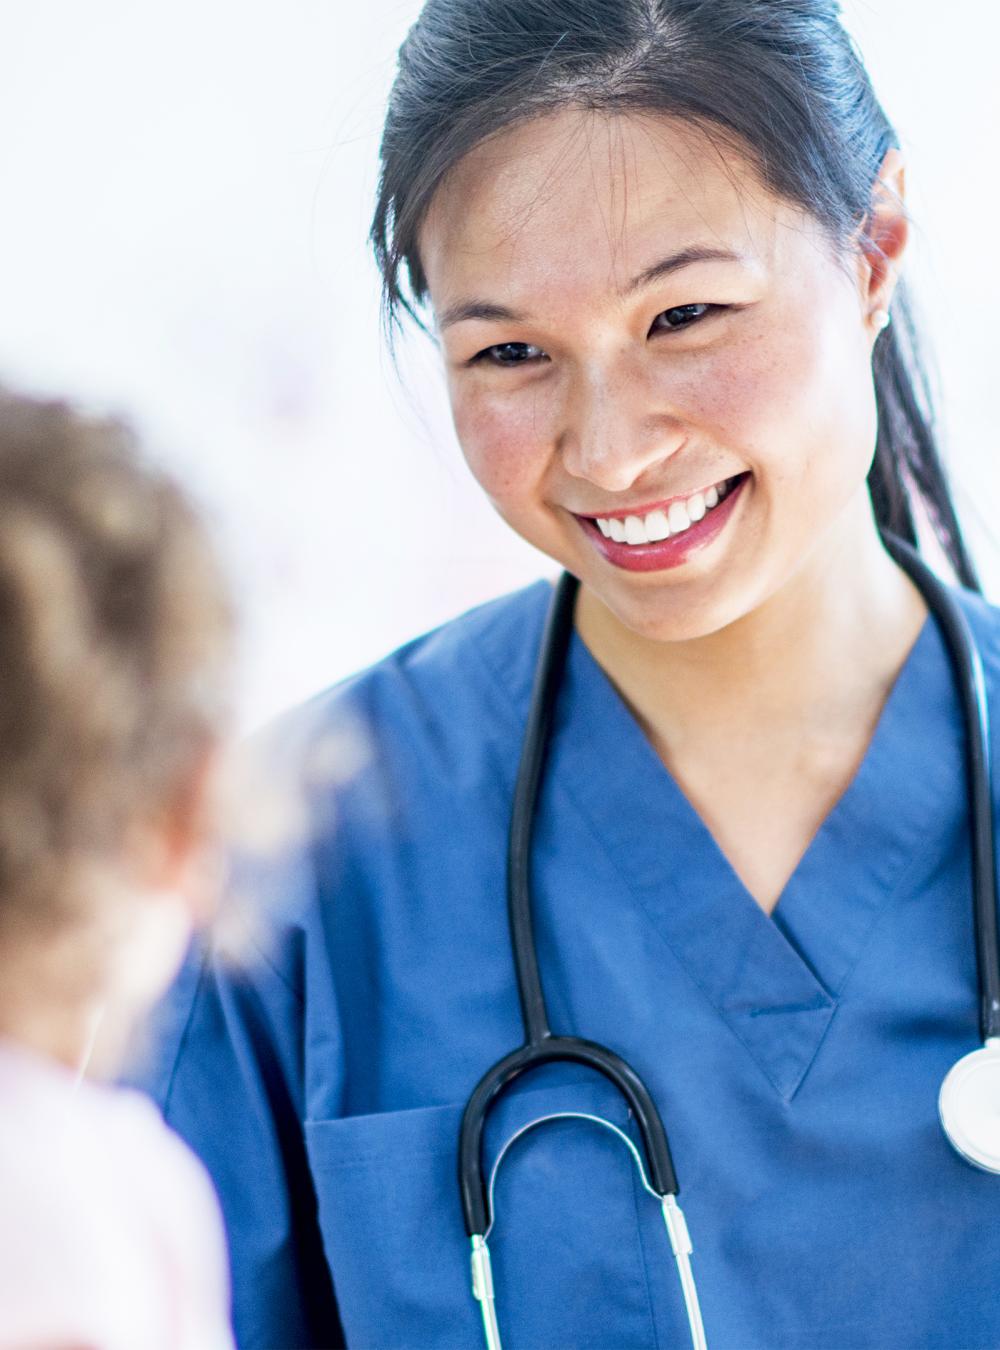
131, 3, 1000, 1348
420, 107, 901, 644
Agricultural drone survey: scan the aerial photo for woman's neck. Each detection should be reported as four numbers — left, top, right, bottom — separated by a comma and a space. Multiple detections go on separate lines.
575, 502, 929, 913
575, 503, 928, 765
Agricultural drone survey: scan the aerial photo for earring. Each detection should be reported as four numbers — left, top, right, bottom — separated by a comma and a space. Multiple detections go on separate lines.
872, 308, 892, 331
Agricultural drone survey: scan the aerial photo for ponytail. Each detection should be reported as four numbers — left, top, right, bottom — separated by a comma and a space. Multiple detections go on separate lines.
869, 280, 978, 588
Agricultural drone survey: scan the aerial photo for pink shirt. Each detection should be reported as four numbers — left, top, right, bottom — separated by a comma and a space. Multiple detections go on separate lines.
0, 1038, 234, 1349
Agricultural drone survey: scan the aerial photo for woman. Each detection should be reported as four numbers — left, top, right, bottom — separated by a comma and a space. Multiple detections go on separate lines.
135, 2, 1000, 1346
0, 389, 235, 1348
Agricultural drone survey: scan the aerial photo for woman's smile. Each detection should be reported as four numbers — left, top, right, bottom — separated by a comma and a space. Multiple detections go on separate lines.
573, 472, 750, 573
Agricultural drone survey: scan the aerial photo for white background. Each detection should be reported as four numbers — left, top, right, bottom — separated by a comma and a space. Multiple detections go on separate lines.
0, 1, 995, 728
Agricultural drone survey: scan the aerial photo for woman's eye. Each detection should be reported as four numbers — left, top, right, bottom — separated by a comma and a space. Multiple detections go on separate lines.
473, 341, 546, 367
650, 303, 717, 333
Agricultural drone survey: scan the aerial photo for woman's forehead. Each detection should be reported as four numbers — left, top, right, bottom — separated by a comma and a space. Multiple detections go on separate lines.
419, 109, 807, 312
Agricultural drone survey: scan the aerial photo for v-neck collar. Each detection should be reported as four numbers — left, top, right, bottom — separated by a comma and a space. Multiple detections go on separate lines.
479, 586, 966, 1102
769, 612, 965, 999
551, 610, 967, 1100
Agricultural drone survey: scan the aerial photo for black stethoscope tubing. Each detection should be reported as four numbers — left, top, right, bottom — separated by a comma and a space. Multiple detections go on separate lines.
459, 566, 678, 1236
882, 537, 1000, 1042
458, 533, 1000, 1240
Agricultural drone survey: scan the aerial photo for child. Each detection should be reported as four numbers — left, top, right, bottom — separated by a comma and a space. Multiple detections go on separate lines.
0, 388, 236, 1348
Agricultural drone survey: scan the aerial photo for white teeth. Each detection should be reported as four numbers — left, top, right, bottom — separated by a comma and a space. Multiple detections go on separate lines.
593, 476, 734, 545
668, 501, 691, 534
645, 509, 670, 542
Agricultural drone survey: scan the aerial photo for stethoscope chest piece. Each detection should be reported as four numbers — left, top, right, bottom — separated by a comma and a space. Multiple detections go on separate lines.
939, 1039, 1000, 1174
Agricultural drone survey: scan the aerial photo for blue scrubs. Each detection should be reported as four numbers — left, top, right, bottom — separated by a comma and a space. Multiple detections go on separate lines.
134, 578, 1000, 1349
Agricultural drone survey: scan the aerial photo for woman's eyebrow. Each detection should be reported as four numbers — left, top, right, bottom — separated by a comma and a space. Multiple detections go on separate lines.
436, 246, 748, 331
627, 245, 749, 293
437, 299, 526, 331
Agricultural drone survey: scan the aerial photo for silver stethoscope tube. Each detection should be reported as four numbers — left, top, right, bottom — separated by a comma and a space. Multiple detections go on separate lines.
460, 534, 1000, 1349
472, 1113, 706, 1350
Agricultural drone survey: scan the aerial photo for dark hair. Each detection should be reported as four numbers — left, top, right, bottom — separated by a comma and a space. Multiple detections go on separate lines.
372, 0, 977, 588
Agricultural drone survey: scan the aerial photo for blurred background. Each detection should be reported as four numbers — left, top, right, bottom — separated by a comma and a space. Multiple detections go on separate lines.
0, 0, 995, 729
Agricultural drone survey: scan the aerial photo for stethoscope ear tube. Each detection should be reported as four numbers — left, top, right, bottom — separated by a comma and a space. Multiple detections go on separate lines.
882, 533, 1000, 1042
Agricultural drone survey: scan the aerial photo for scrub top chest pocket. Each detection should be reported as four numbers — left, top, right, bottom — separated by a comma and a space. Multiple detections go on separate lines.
304, 1077, 663, 1350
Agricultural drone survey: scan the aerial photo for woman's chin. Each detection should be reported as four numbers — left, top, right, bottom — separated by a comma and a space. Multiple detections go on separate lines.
574, 571, 748, 649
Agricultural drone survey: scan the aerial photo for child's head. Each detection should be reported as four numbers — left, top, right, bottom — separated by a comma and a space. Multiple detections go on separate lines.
0, 387, 234, 1069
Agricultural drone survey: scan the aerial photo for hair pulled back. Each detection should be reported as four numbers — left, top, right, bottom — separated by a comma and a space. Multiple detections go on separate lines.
372, 0, 975, 587
0, 389, 233, 945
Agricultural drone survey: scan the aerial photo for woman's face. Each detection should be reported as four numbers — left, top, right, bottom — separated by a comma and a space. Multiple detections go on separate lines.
419, 110, 894, 642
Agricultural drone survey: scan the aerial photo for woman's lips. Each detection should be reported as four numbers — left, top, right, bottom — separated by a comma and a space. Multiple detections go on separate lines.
577, 473, 749, 573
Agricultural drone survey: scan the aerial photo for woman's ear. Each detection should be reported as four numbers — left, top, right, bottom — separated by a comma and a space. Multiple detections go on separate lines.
860, 147, 908, 322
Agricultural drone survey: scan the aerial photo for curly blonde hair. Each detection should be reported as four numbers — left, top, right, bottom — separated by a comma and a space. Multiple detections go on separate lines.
0, 388, 234, 951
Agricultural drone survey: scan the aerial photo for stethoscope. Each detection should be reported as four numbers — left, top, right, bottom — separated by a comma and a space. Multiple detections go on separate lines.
458, 534, 1000, 1350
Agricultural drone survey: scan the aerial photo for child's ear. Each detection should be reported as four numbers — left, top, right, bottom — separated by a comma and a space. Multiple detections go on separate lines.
131, 740, 225, 926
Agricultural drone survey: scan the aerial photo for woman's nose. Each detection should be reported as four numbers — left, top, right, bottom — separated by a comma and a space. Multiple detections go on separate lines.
559, 365, 688, 492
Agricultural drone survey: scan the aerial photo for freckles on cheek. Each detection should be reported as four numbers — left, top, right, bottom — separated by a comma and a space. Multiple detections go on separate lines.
706, 319, 848, 473
453, 394, 551, 500
728, 319, 874, 518
680, 343, 797, 455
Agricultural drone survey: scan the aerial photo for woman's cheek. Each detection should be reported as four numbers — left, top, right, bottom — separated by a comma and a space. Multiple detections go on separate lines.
665, 338, 796, 468
756, 310, 877, 511
452, 386, 554, 502
700, 306, 869, 490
